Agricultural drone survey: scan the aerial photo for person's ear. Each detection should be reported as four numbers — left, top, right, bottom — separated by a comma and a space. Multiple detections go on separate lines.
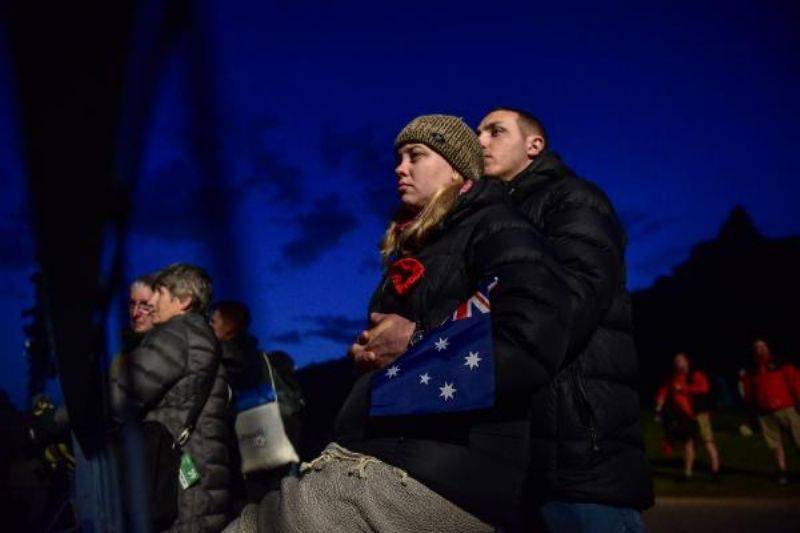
177, 295, 193, 312
525, 134, 545, 159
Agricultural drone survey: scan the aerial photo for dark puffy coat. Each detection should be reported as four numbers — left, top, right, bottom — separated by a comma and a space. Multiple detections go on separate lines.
336, 179, 571, 526
506, 151, 653, 510
110, 312, 233, 532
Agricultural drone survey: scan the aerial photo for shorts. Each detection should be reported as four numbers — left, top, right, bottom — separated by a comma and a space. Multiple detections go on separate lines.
696, 412, 715, 443
759, 407, 800, 450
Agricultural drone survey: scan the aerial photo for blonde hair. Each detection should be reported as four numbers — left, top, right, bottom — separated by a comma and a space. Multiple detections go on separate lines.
380, 175, 465, 264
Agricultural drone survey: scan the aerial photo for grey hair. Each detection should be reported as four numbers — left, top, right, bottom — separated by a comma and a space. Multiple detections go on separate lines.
130, 272, 158, 292
153, 263, 213, 315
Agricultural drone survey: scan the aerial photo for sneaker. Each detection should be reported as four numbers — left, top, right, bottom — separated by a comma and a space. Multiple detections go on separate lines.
777, 476, 789, 485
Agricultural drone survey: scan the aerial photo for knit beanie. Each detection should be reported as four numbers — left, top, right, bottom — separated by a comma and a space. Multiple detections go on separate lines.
394, 114, 484, 181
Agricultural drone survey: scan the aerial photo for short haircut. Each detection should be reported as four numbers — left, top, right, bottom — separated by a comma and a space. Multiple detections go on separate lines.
153, 263, 213, 315
491, 106, 548, 146
130, 272, 158, 292
211, 300, 252, 333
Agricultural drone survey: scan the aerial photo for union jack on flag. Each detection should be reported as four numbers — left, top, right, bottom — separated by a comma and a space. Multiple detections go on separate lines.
369, 278, 497, 416
452, 277, 497, 320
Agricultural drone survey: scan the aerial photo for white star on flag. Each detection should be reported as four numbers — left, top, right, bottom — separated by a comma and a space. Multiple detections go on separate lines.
464, 351, 482, 370
434, 337, 450, 351
386, 365, 400, 378
439, 382, 456, 401
419, 373, 431, 385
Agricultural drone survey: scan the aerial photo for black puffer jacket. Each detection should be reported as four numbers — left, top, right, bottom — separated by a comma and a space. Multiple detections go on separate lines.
110, 312, 233, 532
506, 152, 653, 510
336, 179, 571, 527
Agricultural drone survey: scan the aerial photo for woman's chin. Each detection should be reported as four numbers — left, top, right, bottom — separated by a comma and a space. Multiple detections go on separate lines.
399, 196, 424, 211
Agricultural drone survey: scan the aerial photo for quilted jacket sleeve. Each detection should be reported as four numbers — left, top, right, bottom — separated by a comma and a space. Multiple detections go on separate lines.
110, 319, 187, 421
542, 182, 626, 354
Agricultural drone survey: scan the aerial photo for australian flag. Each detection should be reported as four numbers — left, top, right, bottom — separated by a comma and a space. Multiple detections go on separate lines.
369, 278, 497, 416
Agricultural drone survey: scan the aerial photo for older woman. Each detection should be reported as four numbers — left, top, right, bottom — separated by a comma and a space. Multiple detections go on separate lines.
229, 115, 570, 532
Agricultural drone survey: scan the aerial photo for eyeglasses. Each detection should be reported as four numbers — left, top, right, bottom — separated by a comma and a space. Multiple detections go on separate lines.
129, 301, 154, 314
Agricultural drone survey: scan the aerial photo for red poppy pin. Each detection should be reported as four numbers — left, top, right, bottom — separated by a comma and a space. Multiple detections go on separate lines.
389, 257, 425, 295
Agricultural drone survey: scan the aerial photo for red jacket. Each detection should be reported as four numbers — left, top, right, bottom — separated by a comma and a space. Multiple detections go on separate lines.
656, 370, 710, 419
740, 363, 800, 414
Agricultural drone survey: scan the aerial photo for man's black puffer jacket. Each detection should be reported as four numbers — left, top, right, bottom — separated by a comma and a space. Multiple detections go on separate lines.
335, 179, 571, 527
111, 312, 233, 532
506, 151, 653, 511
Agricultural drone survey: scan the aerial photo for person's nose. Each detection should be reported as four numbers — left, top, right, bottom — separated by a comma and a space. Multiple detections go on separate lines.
395, 159, 409, 179
477, 131, 488, 149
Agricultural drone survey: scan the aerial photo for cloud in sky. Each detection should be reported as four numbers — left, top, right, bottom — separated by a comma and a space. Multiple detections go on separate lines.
619, 208, 676, 242
280, 193, 359, 268
303, 313, 365, 345
268, 330, 302, 344
268, 314, 364, 347
320, 125, 397, 221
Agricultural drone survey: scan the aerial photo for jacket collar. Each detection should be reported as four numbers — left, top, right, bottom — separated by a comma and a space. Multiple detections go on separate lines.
506, 150, 568, 200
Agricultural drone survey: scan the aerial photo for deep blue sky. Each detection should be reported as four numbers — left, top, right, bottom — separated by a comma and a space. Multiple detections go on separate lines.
2, 1, 799, 408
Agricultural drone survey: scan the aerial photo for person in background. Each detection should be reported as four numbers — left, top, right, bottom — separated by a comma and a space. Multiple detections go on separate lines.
690, 358, 721, 476
210, 302, 304, 449
111, 263, 232, 531
128, 274, 157, 335
110, 274, 158, 380
74, 273, 158, 530
210, 301, 303, 505
739, 339, 800, 484
655, 352, 720, 479
210, 301, 263, 393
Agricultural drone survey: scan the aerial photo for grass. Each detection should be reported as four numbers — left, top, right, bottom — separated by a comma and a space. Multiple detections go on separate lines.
642, 409, 800, 498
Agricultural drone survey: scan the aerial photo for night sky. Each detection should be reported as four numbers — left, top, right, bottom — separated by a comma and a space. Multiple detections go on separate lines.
2, 1, 799, 408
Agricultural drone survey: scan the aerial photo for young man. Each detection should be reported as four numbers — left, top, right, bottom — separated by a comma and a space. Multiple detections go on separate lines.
110, 263, 232, 531
655, 352, 721, 478
740, 339, 800, 484
474, 108, 652, 530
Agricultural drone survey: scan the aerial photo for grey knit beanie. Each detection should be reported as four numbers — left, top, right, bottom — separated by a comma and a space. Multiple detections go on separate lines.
394, 114, 484, 181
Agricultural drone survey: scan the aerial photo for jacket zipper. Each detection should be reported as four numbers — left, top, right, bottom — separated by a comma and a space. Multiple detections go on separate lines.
573, 365, 600, 453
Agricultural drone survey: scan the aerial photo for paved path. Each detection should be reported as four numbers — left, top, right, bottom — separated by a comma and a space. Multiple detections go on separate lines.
644, 497, 800, 533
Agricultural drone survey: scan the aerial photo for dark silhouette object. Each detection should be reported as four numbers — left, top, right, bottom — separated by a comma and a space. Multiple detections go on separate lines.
294, 358, 357, 460
21, 272, 56, 407
0, 391, 74, 531
5, 1, 140, 455
633, 206, 800, 396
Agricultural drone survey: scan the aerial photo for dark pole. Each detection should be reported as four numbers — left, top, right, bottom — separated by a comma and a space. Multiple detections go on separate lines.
5, 1, 138, 454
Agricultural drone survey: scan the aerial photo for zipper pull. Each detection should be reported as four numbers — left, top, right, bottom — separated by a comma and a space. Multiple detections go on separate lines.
589, 426, 600, 452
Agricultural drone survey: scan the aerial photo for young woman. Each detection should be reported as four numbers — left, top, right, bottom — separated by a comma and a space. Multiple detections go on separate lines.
228, 115, 570, 532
